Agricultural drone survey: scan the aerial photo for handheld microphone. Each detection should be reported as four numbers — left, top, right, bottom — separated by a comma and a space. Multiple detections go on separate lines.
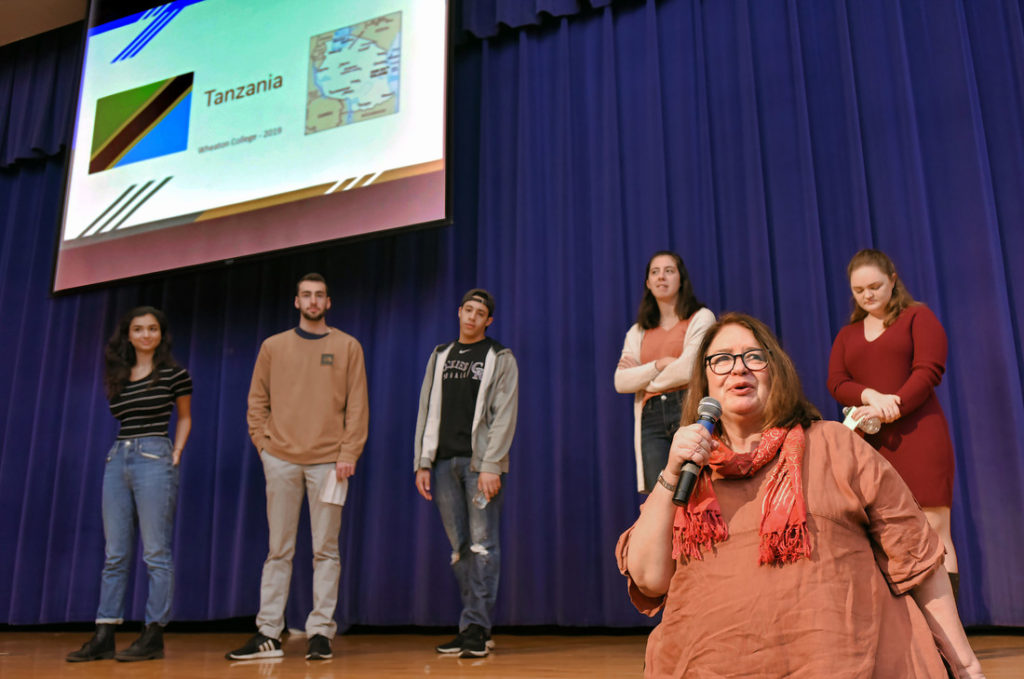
672, 397, 722, 506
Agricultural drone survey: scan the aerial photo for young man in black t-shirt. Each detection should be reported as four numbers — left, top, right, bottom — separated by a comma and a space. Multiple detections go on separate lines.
413, 289, 519, 658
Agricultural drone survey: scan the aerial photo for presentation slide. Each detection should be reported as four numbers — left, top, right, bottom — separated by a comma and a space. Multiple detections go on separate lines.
53, 0, 448, 292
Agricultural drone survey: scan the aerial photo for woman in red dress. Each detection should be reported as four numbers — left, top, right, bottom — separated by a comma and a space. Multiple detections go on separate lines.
828, 249, 959, 595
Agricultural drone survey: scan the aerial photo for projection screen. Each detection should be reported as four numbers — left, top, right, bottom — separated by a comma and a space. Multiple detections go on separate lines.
53, 0, 448, 292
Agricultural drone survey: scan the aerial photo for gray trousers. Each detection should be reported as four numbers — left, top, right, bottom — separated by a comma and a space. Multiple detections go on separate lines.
257, 451, 342, 640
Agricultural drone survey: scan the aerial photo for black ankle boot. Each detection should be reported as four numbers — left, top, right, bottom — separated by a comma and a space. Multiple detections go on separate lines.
66, 623, 116, 662
115, 623, 164, 662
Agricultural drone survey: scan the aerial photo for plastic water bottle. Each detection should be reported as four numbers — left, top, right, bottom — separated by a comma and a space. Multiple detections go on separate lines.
473, 490, 489, 509
843, 406, 881, 435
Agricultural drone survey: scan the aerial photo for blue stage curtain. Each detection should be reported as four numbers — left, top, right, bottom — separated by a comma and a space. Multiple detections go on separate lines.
2, 0, 1023, 629
0, 23, 80, 165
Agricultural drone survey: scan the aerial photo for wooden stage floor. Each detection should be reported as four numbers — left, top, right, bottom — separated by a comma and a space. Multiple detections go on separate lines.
1, 630, 1021, 678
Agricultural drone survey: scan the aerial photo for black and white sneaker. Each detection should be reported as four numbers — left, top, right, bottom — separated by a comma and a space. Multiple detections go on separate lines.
435, 631, 465, 654
225, 633, 283, 660
305, 634, 333, 660
436, 628, 495, 654
459, 624, 490, 658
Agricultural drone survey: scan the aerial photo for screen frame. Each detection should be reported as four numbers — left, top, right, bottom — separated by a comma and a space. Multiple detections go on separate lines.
50, 0, 453, 296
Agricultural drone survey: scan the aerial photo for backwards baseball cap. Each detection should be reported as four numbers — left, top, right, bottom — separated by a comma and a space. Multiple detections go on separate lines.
460, 288, 495, 317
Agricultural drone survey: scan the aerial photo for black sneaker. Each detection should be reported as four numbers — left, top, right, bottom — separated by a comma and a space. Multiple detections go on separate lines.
435, 631, 465, 654
459, 624, 490, 658
305, 634, 332, 660
225, 633, 283, 660
436, 628, 495, 654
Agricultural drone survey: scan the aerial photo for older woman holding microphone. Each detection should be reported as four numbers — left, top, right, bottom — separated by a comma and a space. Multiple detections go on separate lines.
616, 312, 983, 678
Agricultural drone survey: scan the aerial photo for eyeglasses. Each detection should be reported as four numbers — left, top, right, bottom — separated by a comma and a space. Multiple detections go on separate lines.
705, 349, 769, 375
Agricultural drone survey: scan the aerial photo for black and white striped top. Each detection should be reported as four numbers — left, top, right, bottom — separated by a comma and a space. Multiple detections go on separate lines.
109, 366, 192, 439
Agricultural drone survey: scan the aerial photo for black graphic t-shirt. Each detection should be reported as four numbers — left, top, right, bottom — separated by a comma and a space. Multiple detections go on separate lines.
437, 338, 492, 459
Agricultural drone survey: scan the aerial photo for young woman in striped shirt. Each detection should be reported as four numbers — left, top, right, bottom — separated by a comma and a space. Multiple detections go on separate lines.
67, 306, 192, 663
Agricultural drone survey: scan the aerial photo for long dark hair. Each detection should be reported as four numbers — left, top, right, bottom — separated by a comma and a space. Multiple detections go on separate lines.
681, 313, 821, 436
636, 251, 704, 330
104, 306, 178, 400
846, 249, 919, 327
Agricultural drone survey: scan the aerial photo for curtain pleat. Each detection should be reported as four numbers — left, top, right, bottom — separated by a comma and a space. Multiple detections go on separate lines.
1, 0, 1023, 627
0, 23, 81, 167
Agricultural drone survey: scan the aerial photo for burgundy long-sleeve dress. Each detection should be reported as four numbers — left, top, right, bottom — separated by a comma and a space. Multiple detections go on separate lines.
827, 305, 954, 507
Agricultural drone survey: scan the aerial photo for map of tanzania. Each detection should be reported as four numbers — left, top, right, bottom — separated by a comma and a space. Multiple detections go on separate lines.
306, 12, 401, 134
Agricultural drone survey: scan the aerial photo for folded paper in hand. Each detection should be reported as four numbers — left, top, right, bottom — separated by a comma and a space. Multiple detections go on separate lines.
320, 473, 348, 506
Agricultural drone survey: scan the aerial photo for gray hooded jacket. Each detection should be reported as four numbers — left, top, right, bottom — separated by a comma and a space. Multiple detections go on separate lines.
413, 339, 518, 474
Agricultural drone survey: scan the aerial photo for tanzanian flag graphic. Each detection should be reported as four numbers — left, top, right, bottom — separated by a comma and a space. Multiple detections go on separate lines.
89, 72, 193, 174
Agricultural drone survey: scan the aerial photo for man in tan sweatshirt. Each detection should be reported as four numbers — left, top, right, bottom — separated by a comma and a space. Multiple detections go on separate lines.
227, 273, 368, 662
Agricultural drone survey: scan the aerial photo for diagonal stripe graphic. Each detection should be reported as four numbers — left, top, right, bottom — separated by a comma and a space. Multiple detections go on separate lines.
111, 176, 173, 230
79, 184, 137, 238
345, 174, 375, 191
123, 7, 181, 61
109, 0, 207, 63
97, 181, 154, 234
114, 7, 179, 62
113, 10, 163, 61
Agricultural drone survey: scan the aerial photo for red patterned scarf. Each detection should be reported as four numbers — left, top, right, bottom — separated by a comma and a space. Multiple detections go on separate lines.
671, 425, 811, 565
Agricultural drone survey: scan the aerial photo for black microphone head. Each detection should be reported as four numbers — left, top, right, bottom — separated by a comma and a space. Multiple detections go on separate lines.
697, 397, 722, 422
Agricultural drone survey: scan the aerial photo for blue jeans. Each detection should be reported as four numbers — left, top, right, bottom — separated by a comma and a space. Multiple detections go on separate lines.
96, 436, 179, 626
639, 390, 685, 493
432, 457, 503, 633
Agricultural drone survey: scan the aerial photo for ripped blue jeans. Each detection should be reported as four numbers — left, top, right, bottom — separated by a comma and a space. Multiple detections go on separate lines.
432, 457, 503, 633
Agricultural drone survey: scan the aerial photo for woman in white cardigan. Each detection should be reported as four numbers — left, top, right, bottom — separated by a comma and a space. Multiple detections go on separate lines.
614, 251, 715, 493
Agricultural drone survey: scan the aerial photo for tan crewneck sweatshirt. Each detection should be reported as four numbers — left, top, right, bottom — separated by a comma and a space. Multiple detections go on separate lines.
247, 327, 368, 465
